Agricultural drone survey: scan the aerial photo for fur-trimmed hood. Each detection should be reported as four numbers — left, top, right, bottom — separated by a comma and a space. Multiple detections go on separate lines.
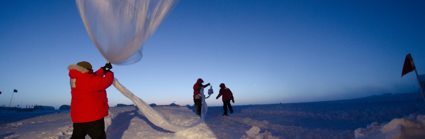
68, 64, 89, 73
68, 64, 93, 79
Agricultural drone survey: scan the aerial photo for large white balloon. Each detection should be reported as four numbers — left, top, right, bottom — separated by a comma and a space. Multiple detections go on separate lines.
76, 0, 178, 65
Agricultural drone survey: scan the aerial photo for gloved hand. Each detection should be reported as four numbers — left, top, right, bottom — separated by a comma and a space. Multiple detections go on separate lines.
102, 66, 113, 74
102, 62, 113, 74
104, 62, 112, 70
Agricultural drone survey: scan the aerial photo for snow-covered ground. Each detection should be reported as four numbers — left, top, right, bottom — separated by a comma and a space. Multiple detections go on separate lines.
1, 92, 424, 139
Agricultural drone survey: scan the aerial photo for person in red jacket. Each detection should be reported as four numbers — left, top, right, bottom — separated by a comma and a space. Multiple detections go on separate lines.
216, 83, 235, 116
68, 61, 114, 139
193, 78, 210, 116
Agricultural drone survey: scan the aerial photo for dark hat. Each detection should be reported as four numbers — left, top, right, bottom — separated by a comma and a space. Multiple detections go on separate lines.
77, 61, 92, 70
197, 78, 204, 83
220, 83, 226, 88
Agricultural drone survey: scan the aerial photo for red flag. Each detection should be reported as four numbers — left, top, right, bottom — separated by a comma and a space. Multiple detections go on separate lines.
402, 53, 416, 77
13, 89, 18, 93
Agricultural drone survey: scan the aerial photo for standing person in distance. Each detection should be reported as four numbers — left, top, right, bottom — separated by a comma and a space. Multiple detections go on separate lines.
193, 78, 210, 116
68, 61, 114, 139
216, 83, 235, 116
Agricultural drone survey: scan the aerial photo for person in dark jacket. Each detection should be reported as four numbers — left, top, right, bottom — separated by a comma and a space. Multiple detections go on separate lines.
216, 83, 235, 116
193, 78, 210, 115
68, 61, 114, 139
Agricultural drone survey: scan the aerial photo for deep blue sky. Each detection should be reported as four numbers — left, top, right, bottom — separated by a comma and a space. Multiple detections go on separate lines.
1, 0, 425, 109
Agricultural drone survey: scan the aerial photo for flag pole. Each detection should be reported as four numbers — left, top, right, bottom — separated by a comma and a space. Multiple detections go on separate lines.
414, 68, 425, 101
6, 91, 15, 115
410, 55, 425, 101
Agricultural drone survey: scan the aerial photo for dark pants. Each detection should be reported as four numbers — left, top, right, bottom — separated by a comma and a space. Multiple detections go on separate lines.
71, 118, 106, 139
223, 100, 233, 115
193, 98, 202, 115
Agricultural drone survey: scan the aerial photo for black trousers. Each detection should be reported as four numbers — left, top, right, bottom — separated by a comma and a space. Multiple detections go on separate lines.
223, 100, 233, 115
71, 118, 106, 139
193, 98, 202, 115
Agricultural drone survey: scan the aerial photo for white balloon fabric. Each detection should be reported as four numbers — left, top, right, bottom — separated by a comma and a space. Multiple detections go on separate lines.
76, 0, 206, 132
206, 86, 214, 99
113, 78, 208, 132
76, 0, 178, 65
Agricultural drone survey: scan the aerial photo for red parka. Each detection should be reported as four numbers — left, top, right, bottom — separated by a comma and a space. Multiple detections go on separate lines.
217, 83, 234, 102
68, 64, 114, 123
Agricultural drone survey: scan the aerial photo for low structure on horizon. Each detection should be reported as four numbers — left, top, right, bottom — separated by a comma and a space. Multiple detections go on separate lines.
59, 105, 71, 110
116, 103, 135, 107
34, 105, 55, 110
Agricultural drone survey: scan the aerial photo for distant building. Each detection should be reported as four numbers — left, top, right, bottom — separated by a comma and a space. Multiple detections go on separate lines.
149, 103, 157, 107
17, 108, 34, 112
33, 106, 55, 110
59, 105, 71, 110
169, 102, 179, 106
116, 103, 135, 107
0, 107, 19, 110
